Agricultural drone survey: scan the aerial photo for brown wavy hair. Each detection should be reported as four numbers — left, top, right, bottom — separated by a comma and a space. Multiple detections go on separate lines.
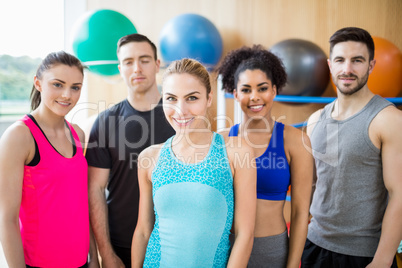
30, 51, 84, 111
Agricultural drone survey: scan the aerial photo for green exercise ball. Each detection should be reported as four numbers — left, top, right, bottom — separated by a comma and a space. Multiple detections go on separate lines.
71, 9, 137, 76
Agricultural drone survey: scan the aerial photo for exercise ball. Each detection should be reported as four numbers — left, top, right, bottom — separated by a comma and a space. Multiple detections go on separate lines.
270, 39, 329, 97
159, 13, 223, 68
71, 9, 137, 76
368, 37, 402, 97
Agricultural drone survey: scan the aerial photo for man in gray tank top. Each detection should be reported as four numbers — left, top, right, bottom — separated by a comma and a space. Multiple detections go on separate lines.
301, 27, 402, 268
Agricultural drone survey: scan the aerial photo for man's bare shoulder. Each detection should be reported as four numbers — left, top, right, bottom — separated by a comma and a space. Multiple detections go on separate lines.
377, 105, 402, 118
372, 105, 402, 133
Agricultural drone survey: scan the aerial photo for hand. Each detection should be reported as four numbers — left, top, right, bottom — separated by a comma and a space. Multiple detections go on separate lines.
101, 253, 125, 268
88, 258, 100, 268
365, 259, 393, 268
87, 249, 100, 268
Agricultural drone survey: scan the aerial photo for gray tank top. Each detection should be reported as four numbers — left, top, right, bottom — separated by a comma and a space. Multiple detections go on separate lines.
308, 95, 393, 257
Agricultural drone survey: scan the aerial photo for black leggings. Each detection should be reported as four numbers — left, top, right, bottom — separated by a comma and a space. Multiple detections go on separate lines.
301, 238, 398, 268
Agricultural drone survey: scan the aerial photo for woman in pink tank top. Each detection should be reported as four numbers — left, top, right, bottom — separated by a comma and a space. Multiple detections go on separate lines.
0, 52, 99, 268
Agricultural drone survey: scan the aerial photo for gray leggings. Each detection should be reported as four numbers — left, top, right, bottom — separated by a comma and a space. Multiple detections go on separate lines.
230, 229, 289, 268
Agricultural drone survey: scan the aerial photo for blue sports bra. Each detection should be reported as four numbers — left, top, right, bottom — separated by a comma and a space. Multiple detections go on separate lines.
229, 122, 290, 201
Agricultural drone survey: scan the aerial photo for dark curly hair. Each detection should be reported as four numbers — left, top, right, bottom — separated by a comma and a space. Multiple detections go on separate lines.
216, 45, 287, 93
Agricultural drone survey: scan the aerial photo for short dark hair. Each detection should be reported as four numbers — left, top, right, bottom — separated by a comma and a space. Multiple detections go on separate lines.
216, 45, 287, 93
329, 27, 375, 61
117, 33, 158, 60
30, 51, 84, 111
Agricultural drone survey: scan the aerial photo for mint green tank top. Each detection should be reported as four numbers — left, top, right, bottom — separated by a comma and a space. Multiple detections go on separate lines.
144, 132, 234, 267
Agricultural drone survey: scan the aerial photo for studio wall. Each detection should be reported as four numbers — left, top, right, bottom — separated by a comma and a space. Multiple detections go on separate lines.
82, 0, 402, 129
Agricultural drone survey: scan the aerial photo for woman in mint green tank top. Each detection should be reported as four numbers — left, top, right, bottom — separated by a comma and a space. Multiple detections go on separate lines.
132, 58, 257, 268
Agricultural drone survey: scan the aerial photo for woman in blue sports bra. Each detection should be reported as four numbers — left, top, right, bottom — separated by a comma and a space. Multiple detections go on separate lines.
217, 45, 314, 268
132, 58, 257, 267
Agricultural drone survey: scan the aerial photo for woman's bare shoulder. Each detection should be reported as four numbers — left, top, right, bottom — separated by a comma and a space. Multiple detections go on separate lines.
0, 121, 34, 159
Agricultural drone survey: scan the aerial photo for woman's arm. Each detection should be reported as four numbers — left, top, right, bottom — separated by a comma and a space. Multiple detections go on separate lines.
0, 123, 34, 267
285, 126, 313, 268
227, 139, 257, 268
131, 147, 157, 268
88, 226, 100, 268
73, 124, 100, 268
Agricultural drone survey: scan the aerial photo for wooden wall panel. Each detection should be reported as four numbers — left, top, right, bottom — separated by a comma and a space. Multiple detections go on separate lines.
84, 0, 402, 128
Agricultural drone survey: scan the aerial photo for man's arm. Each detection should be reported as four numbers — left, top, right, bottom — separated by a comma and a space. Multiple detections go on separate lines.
88, 166, 124, 268
368, 106, 402, 267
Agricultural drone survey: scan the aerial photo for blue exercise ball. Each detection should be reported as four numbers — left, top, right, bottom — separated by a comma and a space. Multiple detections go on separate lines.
159, 13, 223, 68
270, 39, 329, 96
71, 9, 137, 76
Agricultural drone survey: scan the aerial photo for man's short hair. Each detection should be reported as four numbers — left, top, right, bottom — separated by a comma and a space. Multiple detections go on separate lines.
329, 27, 375, 61
117, 33, 158, 60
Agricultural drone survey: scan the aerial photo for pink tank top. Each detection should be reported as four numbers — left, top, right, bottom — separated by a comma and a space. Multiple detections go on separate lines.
20, 115, 89, 267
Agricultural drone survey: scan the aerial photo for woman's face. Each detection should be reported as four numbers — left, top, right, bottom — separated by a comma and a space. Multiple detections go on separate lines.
162, 73, 212, 133
34, 64, 83, 117
234, 69, 276, 120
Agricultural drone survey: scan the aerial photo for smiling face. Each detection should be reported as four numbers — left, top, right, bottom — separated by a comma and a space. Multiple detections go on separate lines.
328, 41, 375, 96
118, 41, 160, 94
162, 73, 212, 133
234, 69, 276, 120
34, 64, 83, 117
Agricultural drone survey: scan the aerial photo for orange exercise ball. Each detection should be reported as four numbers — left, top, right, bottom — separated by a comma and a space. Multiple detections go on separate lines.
369, 37, 402, 97
332, 37, 402, 97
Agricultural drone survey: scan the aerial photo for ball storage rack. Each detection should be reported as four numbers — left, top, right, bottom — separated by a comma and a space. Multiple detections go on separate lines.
218, 90, 402, 130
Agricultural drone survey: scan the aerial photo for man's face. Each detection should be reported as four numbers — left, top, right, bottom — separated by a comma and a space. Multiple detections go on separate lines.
328, 41, 375, 96
118, 41, 160, 94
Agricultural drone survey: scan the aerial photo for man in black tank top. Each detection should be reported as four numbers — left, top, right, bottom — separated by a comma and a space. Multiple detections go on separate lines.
85, 34, 174, 268
301, 27, 402, 268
